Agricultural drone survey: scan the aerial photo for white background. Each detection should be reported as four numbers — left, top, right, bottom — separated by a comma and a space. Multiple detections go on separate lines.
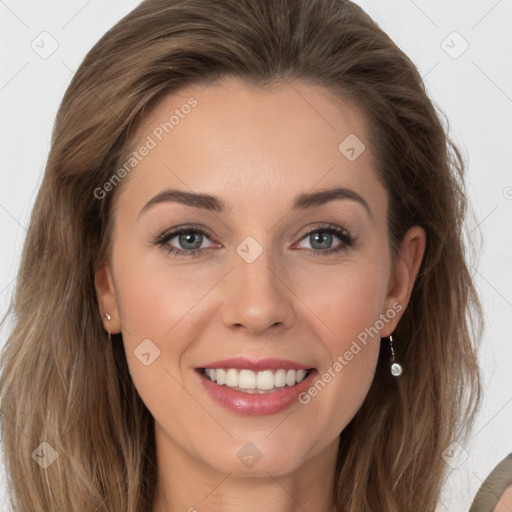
0, 1, 511, 511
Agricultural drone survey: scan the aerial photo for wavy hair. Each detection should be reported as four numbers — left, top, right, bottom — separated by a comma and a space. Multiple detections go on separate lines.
0, 0, 483, 510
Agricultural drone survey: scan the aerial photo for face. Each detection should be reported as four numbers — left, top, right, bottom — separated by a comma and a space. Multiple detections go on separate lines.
96, 77, 425, 478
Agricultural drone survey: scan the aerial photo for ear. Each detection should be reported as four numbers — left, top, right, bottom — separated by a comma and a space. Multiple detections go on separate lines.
380, 225, 426, 337
94, 262, 122, 334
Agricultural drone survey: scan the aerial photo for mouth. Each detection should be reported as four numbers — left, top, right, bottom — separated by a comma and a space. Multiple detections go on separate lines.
195, 363, 318, 416
197, 367, 315, 394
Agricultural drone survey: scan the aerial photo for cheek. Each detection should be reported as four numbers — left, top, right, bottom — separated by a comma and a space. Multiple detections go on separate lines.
294, 258, 389, 424
319, 283, 383, 386
112, 237, 212, 340
109, 240, 201, 389
298, 254, 390, 343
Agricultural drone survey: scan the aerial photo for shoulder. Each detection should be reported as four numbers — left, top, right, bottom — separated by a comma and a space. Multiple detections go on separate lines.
492, 484, 512, 512
468, 454, 512, 512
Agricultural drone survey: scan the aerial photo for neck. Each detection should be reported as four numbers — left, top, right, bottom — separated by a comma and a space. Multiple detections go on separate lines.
152, 423, 339, 512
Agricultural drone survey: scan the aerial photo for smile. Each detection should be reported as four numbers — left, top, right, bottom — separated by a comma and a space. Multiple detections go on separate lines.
195, 358, 318, 415
201, 367, 311, 393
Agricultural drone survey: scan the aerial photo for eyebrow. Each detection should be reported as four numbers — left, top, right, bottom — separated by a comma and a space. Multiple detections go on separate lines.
138, 186, 372, 220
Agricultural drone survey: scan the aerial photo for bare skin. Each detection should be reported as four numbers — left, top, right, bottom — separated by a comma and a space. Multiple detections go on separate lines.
95, 77, 426, 512
494, 485, 512, 512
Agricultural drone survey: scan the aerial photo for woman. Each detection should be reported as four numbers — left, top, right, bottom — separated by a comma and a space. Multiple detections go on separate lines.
0, 0, 483, 510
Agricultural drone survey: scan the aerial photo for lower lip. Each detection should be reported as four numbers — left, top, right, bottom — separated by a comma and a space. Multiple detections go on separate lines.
196, 369, 317, 416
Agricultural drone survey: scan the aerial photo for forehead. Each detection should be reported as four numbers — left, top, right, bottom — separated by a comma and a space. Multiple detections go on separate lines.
114, 77, 385, 220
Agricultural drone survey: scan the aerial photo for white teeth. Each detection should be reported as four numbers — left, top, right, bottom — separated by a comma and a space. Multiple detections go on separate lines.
296, 369, 307, 383
274, 369, 287, 387
225, 369, 239, 387
202, 367, 310, 391
239, 369, 256, 389
256, 370, 274, 390
216, 368, 226, 385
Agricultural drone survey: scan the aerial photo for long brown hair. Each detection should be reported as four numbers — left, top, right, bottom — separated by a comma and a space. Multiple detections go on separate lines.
0, 0, 483, 510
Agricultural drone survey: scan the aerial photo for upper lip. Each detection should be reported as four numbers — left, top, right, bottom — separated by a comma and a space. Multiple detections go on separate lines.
197, 357, 314, 372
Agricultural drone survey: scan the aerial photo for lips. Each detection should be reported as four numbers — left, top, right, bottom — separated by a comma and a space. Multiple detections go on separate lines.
197, 356, 313, 372
195, 356, 317, 415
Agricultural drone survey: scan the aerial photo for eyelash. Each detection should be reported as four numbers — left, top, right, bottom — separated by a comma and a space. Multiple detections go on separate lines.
153, 223, 355, 258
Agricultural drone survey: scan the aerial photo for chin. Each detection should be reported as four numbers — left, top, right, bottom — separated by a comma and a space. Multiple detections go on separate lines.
196, 440, 311, 478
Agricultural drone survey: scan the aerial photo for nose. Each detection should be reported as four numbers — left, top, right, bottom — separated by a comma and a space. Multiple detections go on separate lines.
220, 247, 295, 336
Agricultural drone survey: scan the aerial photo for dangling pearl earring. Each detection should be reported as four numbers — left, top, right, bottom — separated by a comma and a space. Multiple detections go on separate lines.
389, 334, 403, 377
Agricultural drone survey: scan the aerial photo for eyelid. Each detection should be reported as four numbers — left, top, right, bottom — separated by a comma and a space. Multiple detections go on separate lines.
154, 222, 355, 259
295, 222, 351, 240
292, 223, 355, 250
155, 223, 352, 245
154, 224, 219, 245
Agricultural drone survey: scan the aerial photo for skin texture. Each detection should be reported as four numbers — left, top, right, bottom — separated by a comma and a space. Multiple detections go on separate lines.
494, 485, 512, 512
95, 77, 426, 512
